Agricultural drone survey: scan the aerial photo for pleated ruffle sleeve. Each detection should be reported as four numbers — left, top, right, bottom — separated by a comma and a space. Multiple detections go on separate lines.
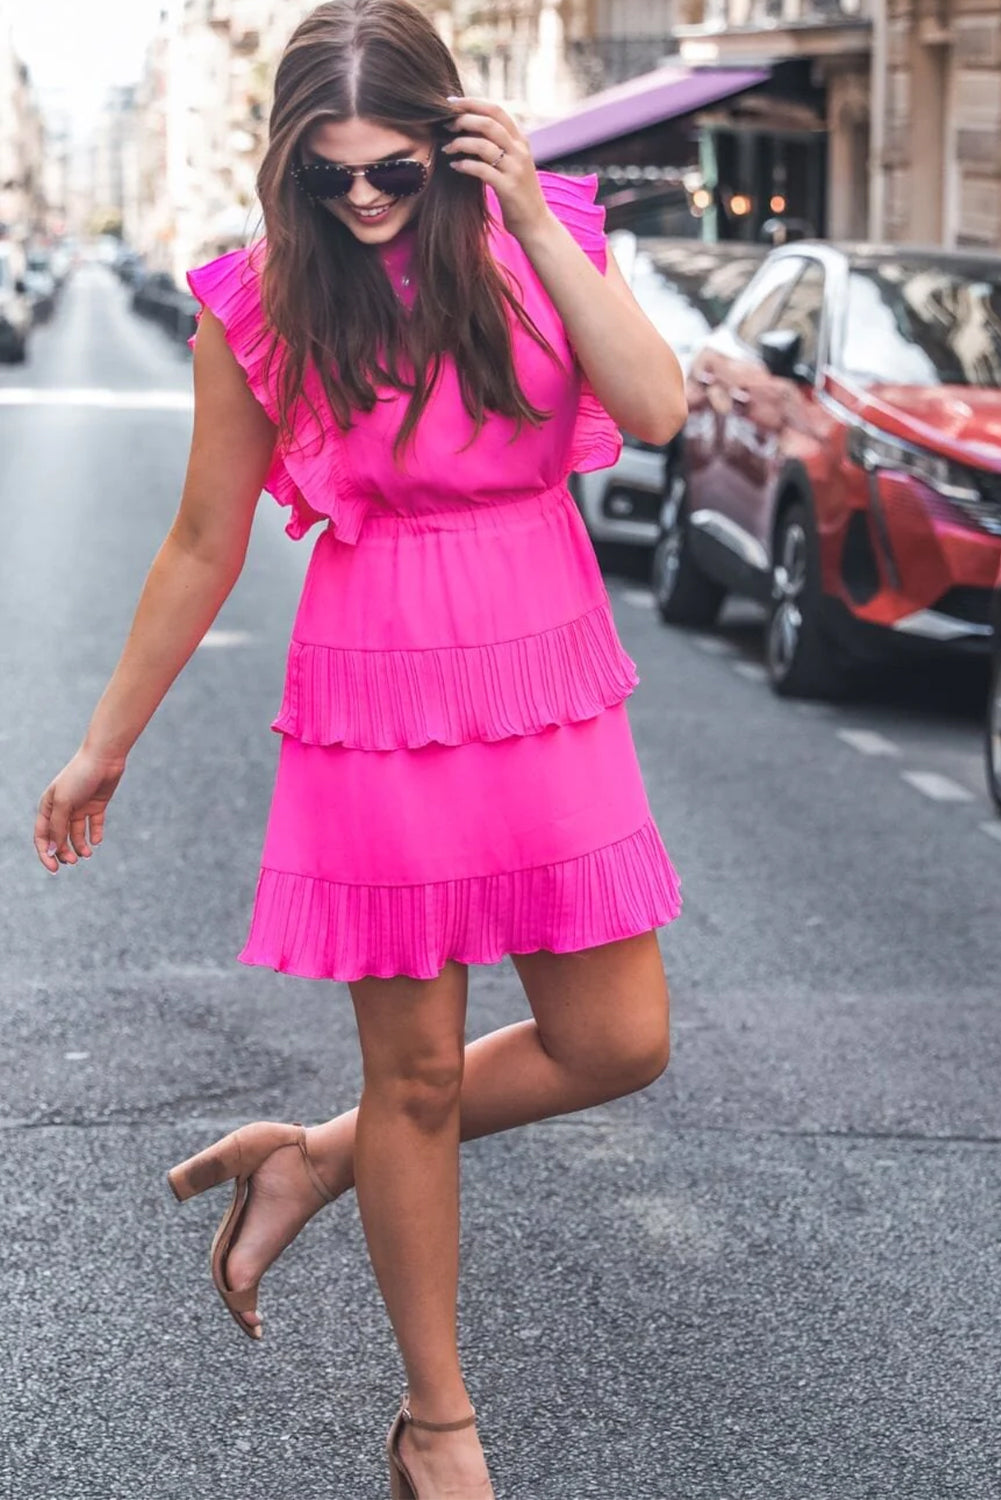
187, 246, 371, 544
534, 171, 625, 477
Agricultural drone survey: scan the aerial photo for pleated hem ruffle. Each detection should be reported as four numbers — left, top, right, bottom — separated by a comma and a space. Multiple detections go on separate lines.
272, 602, 639, 749
237, 819, 682, 982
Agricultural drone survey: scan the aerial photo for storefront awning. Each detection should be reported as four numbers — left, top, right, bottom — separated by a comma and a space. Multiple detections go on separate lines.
528, 65, 770, 164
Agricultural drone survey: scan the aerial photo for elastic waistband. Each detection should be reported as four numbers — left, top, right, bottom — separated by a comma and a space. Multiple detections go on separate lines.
342, 479, 575, 540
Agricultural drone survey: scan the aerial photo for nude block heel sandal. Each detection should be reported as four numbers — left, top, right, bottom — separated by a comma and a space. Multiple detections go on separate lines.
167, 1120, 334, 1339
386, 1394, 478, 1499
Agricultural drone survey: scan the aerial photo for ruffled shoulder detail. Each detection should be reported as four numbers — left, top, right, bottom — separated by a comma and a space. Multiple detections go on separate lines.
536, 170, 611, 274
533, 173, 624, 475
186, 245, 277, 418
186, 245, 368, 544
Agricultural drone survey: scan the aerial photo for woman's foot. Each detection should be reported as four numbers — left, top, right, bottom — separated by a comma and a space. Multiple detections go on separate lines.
222, 1120, 352, 1332
398, 1421, 495, 1499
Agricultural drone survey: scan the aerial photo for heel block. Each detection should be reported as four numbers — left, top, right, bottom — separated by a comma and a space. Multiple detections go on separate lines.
166, 1168, 188, 1203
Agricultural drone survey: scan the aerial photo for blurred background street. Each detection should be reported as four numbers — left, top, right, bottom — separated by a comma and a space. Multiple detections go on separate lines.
2, 2, 1001, 1498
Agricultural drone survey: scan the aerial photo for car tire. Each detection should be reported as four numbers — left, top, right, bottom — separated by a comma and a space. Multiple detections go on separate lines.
652, 472, 726, 627
986, 654, 1001, 816
9, 335, 28, 364
766, 499, 850, 700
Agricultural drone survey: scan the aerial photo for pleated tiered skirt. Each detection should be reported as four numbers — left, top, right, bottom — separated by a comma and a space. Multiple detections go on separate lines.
238, 482, 682, 981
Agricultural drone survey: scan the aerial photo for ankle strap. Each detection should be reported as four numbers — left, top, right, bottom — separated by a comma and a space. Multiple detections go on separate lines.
401, 1400, 476, 1433
292, 1123, 337, 1205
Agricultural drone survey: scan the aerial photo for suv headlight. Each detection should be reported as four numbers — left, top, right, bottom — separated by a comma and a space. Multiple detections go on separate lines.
846, 423, 980, 504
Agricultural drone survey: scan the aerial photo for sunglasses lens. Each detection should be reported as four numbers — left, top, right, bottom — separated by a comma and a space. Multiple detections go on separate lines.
367, 161, 426, 197
299, 163, 353, 199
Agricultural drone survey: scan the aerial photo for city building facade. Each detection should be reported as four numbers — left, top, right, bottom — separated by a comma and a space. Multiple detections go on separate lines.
672, 0, 871, 240
5, 0, 998, 272
0, 6, 45, 245
874, 0, 1001, 247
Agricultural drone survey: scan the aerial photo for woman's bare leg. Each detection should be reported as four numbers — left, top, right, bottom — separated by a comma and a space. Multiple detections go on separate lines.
226, 933, 669, 1322
325, 930, 671, 1164
347, 959, 492, 1497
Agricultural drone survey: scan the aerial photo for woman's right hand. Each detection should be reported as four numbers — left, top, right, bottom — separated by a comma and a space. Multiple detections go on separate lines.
34, 749, 127, 872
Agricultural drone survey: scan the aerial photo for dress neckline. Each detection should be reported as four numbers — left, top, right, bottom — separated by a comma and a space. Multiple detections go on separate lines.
377, 218, 417, 259
377, 219, 418, 294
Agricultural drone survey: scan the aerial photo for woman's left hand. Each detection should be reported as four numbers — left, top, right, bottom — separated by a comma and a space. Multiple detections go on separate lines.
442, 96, 552, 245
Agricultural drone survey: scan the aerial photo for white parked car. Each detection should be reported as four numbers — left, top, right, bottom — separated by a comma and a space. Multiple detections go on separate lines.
0, 243, 31, 363
24, 250, 58, 323
571, 234, 766, 556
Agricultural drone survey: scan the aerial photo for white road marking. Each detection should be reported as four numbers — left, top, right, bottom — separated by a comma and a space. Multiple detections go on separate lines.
901, 771, 975, 804
199, 629, 253, 648
980, 821, 1001, 844
64, 1051, 90, 1062
620, 588, 655, 610
837, 728, 901, 758
732, 662, 767, 682
0, 387, 193, 410
692, 636, 734, 656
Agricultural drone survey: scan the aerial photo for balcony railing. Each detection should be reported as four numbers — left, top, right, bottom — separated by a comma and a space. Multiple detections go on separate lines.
566, 35, 675, 94
675, 0, 867, 26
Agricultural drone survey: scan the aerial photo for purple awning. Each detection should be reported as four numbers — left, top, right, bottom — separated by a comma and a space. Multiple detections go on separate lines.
528, 66, 770, 163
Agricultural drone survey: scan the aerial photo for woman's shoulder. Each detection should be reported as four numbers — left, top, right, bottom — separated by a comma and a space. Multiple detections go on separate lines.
186, 239, 267, 316
487, 171, 610, 274
186, 240, 278, 419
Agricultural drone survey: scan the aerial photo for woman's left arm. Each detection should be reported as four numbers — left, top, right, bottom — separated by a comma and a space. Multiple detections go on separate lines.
444, 94, 688, 445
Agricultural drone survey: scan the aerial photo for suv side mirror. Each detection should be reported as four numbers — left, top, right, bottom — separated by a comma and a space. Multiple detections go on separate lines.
758, 328, 806, 380
14, 278, 27, 295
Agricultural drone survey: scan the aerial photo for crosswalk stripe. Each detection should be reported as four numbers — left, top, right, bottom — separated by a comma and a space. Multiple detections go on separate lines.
901, 771, 975, 803
0, 388, 193, 410
620, 588, 655, 610
198, 630, 253, 649
837, 728, 901, 757
732, 661, 767, 682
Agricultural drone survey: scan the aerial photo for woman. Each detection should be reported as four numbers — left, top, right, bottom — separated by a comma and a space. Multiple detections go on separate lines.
34, 3, 686, 1495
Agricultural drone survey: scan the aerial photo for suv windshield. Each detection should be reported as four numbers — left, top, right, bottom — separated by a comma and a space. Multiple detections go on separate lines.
841, 259, 1001, 387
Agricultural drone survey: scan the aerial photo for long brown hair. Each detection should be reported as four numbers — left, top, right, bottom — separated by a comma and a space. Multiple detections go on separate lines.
255, 0, 562, 465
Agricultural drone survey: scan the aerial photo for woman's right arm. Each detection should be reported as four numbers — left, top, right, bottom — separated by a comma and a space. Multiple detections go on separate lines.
33, 309, 278, 872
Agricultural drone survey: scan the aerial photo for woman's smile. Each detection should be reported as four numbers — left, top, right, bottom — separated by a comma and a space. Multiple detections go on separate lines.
346, 201, 396, 224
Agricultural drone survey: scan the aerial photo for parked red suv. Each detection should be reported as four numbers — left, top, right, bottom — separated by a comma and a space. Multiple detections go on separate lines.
654, 244, 1001, 697
988, 562, 1001, 814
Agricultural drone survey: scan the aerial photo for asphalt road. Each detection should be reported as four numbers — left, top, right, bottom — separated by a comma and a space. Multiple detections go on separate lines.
2, 266, 999, 1500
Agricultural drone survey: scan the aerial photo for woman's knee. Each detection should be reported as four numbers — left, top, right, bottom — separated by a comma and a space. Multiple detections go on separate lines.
603, 1020, 670, 1092
352, 964, 468, 1133
543, 998, 670, 1093
366, 1044, 465, 1133
519, 936, 671, 1095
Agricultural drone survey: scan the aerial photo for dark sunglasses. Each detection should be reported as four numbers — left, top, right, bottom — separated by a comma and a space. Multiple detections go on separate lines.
291, 152, 432, 202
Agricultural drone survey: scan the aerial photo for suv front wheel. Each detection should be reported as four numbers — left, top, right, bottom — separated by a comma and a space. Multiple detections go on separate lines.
652, 471, 726, 627
766, 500, 849, 699
987, 653, 1001, 816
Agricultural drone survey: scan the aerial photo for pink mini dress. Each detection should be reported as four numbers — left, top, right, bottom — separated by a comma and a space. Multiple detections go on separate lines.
187, 170, 682, 982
